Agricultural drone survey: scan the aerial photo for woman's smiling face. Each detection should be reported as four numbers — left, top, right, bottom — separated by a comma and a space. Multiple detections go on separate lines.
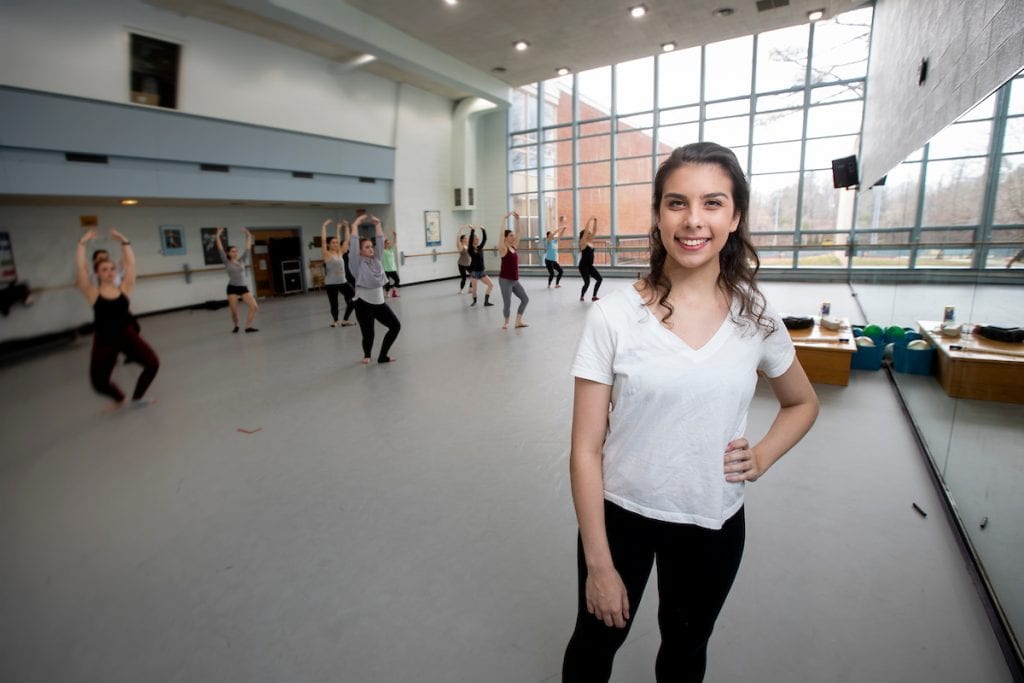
656, 163, 740, 275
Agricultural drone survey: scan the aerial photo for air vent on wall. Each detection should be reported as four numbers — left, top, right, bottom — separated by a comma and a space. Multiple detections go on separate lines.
292, 171, 314, 179
65, 152, 109, 164
200, 163, 230, 173
756, 0, 789, 11
358, 177, 376, 184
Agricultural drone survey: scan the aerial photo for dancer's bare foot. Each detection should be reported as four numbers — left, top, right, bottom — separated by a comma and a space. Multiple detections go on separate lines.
515, 322, 529, 328
502, 322, 509, 330
131, 397, 157, 409
102, 400, 125, 415
378, 356, 397, 364
361, 357, 371, 365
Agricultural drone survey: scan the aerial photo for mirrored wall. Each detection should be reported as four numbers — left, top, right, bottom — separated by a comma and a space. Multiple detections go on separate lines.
852, 70, 1024, 664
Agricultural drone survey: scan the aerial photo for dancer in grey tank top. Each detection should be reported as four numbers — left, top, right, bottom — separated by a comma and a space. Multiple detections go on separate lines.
321, 218, 357, 328
215, 227, 259, 333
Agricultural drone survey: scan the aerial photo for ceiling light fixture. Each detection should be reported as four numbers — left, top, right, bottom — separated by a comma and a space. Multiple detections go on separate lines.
120, 199, 139, 206
629, 4, 648, 18
514, 40, 529, 51
807, 8, 824, 21
712, 7, 734, 17
444, 0, 458, 5
556, 67, 571, 76
661, 42, 676, 52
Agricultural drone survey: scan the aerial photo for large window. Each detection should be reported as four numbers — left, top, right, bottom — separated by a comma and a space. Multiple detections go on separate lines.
506, 8, 1024, 273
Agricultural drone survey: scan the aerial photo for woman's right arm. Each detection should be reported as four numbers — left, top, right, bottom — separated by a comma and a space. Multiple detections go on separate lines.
498, 212, 510, 257
214, 227, 227, 263
340, 221, 351, 254
320, 219, 332, 261
75, 229, 98, 303
569, 377, 631, 629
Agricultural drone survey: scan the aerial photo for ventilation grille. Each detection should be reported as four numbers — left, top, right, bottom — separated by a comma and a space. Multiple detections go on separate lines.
65, 152, 109, 164
292, 171, 314, 179
756, 0, 789, 11
200, 163, 230, 173
358, 177, 376, 184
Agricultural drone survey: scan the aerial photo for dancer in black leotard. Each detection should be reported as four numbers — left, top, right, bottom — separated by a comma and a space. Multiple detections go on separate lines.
578, 216, 603, 302
75, 229, 160, 412
467, 226, 495, 307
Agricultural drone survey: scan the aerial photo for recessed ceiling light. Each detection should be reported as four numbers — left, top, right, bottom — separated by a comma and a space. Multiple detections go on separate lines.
712, 7, 734, 17
629, 4, 648, 18
661, 42, 676, 52
514, 40, 529, 51
556, 67, 571, 76
807, 8, 824, 21
120, 199, 139, 206
444, 0, 458, 5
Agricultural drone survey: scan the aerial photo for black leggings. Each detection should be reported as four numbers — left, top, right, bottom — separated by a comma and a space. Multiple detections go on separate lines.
545, 259, 564, 286
563, 502, 745, 683
325, 284, 344, 322
579, 264, 603, 298
90, 329, 160, 402
458, 265, 471, 290
354, 298, 401, 362
340, 283, 355, 321
384, 271, 400, 291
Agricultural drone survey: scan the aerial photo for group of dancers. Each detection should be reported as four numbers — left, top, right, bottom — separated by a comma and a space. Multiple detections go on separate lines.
75, 210, 610, 410
453, 212, 608, 330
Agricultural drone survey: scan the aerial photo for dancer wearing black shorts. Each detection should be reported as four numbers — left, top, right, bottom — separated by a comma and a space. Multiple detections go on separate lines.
215, 227, 259, 332
467, 226, 495, 307
545, 216, 569, 288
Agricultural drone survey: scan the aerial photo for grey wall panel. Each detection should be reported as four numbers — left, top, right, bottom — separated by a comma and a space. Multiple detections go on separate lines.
0, 149, 392, 204
861, 0, 1024, 187
0, 87, 395, 179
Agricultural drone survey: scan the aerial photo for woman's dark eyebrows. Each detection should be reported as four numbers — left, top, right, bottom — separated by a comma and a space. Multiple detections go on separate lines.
663, 191, 729, 200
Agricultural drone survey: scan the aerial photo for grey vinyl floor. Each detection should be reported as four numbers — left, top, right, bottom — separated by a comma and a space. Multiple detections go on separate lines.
0, 277, 1014, 682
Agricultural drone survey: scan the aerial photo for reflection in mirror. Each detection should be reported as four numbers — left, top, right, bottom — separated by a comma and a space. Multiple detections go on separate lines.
852, 69, 1024, 663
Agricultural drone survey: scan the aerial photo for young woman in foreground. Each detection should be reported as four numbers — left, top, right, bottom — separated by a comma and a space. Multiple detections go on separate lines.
562, 142, 818, 682
76, 229, 160, 411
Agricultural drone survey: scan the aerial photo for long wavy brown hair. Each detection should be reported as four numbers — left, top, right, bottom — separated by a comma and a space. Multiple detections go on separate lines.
642, 142, 775, 336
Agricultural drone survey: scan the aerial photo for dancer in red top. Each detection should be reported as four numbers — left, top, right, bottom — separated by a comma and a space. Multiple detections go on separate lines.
497, 211, 529, 330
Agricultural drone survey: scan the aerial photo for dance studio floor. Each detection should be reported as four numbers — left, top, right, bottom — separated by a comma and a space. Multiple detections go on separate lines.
0, 278, 1014, 682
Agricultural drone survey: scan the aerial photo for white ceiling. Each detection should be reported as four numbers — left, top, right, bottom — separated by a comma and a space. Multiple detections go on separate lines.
146, 0, 873, 101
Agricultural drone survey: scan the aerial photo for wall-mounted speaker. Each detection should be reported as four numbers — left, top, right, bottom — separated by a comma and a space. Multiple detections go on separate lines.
831, 155, 859, 189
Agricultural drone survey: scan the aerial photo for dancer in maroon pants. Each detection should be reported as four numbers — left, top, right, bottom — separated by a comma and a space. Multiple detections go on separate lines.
76, 229, 160, 412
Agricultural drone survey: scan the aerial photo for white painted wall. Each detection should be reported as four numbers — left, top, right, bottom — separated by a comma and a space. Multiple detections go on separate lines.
0, 0, 398, 146
390, 84, 459, 283
474, 108, 511, 237
0, 0, 514, 341
0, 205, 358, 342
861, 0, 1024, 186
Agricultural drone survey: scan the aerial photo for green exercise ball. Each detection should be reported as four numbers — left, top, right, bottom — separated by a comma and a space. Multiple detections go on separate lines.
863, 324, 883, 338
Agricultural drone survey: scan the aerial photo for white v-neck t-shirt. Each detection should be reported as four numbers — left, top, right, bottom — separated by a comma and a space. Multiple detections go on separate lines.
571, 285, 795, 529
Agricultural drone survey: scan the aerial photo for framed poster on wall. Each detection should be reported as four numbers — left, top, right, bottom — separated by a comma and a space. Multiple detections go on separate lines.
424, 210, 441, 246
159, 225, 186, 255
201, 227, 227, 265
